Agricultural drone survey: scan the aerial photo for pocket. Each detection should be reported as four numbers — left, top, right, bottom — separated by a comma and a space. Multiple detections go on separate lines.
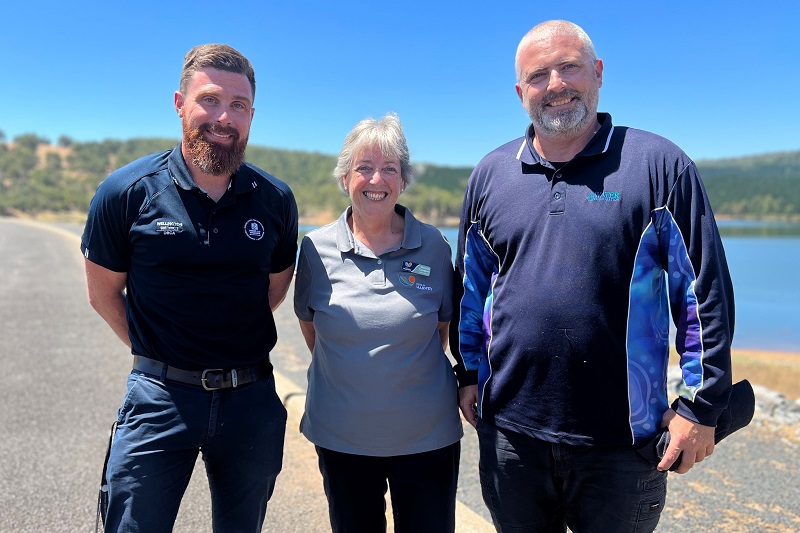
636, 472, 667, 525
116, 372, 144, 424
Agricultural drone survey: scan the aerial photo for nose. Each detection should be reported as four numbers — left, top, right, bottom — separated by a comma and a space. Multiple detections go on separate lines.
369, 170, 383, 183
547, 70, 566, 92
216, 109, 232, 125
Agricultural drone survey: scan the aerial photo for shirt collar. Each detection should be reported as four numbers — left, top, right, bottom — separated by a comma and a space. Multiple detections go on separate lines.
167, 143, 254, 195
516, 112, 615, 167
335, 204, 422, 255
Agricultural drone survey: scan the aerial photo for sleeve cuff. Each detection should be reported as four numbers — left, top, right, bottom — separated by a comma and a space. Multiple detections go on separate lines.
671, 397, 723, 427
452, 364, 478, 388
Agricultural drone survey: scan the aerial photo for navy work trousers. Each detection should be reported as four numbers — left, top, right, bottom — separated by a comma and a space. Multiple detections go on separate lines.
477, 420, 667, 533
315, 442, 460, 533
103, 370, 287, 532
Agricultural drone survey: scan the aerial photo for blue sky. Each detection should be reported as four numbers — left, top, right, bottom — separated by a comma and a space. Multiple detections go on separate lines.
3, 1, 798, 167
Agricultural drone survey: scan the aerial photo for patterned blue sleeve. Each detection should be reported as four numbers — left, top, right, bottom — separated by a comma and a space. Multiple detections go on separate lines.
459, 223, 498, 374
666, 162, 734, 426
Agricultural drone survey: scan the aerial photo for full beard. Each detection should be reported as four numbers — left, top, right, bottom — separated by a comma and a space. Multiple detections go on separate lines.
529, 88, 598, 138
183, 121, 248, 176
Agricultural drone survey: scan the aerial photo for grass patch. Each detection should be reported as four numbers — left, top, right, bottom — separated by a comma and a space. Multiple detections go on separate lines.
730, 349, 800, 400
671, 348, 800, 400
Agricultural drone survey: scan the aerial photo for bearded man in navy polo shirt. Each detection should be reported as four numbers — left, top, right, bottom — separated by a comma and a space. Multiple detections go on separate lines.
82, 44, 298, 532
452, 20, 734, 532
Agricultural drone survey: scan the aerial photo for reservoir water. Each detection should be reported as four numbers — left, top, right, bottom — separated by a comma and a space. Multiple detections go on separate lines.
434, 222, 800, 353
304, 219, 799, 354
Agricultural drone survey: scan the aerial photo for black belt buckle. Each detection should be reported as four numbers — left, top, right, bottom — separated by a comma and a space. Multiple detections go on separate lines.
201, 368, 226, 391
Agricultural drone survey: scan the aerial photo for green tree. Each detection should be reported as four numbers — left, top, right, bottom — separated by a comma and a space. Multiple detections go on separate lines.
13, 133, 49, 151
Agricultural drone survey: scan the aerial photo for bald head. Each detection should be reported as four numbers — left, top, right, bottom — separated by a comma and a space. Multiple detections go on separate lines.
515, 20, 597, 82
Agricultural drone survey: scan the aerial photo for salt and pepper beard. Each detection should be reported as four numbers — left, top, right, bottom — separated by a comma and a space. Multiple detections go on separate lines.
183, 121, 248, 177
528, 86, 599, 138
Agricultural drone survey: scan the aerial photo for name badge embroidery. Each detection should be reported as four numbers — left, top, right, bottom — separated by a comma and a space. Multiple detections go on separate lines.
402, 261, 431, 277
156, 221, 184, 235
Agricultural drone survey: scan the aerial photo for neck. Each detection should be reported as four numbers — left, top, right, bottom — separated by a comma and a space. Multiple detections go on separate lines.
193, 169, 231, 202
349, 209, 404, 255
533, 118, 601, 163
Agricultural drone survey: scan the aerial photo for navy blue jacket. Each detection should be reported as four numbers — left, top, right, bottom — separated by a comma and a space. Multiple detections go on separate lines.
452, 114, 734, 446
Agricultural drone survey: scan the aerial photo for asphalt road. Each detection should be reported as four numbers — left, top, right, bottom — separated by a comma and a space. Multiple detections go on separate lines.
1, 217, 798, 532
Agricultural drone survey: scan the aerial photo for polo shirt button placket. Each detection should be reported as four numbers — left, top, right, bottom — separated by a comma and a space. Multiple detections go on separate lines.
550, 180, 567, 214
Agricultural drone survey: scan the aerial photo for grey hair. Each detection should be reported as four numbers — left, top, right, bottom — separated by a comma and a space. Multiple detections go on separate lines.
333, 113, 414, 194
514, 20, 597, 82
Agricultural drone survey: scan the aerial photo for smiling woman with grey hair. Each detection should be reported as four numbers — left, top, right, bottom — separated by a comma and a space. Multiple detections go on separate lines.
294, 113, 462, 533
333, 113, 414, 193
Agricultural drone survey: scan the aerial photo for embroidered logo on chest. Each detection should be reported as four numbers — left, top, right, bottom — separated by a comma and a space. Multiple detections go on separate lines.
156, 221, 184, 235
398, 274, 433, 291
587, 192, 621, 202
402, 261, 431, 276
244, 219, 265, 240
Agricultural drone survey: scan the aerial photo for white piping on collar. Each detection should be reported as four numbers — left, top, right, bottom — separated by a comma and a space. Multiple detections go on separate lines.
602, 126, 615, 153
515, 124, 614, 161
515, 139, 526, 161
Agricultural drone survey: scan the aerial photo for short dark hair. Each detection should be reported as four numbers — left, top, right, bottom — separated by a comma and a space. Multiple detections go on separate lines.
180, 44, 256, 100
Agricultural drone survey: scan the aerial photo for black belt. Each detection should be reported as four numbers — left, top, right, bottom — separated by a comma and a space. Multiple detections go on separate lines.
132, 355, 272, 391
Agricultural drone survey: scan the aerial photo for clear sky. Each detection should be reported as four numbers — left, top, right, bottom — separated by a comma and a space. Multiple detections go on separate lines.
3, 1, 798, 167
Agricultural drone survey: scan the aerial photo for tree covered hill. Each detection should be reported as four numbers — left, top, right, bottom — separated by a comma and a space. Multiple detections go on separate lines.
1, 132, 798, 223
696, 151, 800, 219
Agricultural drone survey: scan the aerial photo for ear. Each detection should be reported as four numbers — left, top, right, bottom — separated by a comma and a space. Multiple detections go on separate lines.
174, 91, 185, 118
515, 83, 524, 102
594, 59, 604, 88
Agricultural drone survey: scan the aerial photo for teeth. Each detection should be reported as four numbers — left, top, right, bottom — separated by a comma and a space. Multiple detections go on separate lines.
548, 97, 572, 107
364, 192, 386, 200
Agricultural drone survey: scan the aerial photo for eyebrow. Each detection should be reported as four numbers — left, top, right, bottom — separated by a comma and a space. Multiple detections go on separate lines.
358, 155, 399, 162
198, 88, 253, 106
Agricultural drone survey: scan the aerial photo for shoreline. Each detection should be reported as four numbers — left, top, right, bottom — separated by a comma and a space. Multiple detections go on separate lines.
731, 347, 800, 361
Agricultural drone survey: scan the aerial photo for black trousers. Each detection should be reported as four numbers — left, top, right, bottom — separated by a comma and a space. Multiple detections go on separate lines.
315, 442, 461, 533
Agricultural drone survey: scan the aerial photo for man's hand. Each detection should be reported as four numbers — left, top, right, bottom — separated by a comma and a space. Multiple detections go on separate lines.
658, 409, 716, 474
459, 385, 479, 428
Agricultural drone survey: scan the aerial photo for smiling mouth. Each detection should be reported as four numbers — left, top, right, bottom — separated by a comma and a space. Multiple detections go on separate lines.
205, 131, 233, 144
363, 192, 388, 200
203, 125, 238, 143
546, 96, 575, 107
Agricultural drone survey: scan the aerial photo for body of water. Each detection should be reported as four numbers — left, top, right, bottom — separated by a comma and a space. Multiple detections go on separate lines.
302, 220, 800, 353
718, 233, 800, 353
442, 221, 800, 353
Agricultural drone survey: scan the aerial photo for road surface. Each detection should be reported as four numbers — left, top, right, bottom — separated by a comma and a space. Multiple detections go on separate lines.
1, 218, 797, 532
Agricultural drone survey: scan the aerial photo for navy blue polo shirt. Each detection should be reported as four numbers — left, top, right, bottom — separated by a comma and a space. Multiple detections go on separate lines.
82, 146, 298, 370
453, 113, 734, 446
